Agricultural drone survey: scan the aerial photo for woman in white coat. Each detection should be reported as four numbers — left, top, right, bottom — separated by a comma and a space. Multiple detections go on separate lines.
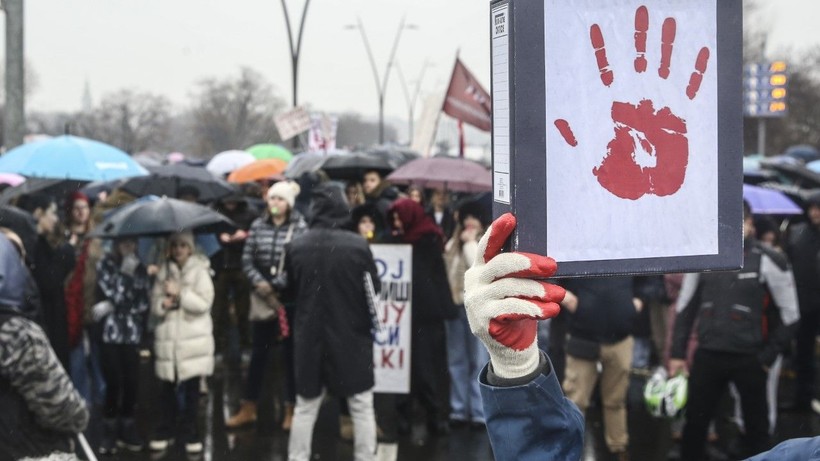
148, 231, 214, 455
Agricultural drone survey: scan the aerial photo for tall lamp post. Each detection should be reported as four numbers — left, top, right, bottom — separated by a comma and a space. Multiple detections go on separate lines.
395, 59, 432, 145
2, 0, 25, 150
280, 0, 311, 109
345, 16, 417, 145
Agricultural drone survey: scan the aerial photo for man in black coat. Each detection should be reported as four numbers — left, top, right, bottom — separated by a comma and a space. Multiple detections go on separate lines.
284, 183, 380, 461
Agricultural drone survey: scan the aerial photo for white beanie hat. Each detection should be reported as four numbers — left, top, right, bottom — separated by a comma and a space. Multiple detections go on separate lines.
267, 181, 301, 208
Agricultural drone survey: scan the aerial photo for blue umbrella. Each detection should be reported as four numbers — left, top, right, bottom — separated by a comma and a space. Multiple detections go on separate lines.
0, 135, 148, 181
743, 184, 803, 215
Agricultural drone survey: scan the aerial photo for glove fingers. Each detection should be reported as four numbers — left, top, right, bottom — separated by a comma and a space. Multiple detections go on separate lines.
483, 298, 560, 351
477, 252, 558, 284
476, 213, 517, 265
472, 279, 565, 304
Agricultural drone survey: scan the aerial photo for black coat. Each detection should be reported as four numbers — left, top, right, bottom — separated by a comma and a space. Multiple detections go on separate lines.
31, 236, 74, 369
563, 276, 637, 345
410, 234, 458, 324
285, 184, 381, 399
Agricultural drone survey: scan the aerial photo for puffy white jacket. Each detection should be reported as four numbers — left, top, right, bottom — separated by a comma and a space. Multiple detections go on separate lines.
151, 254, 215, 382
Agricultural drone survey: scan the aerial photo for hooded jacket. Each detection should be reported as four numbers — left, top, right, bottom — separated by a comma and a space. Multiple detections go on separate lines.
284, 184, 381, 398
151, 253, 215, 382
0, 235, 89, 460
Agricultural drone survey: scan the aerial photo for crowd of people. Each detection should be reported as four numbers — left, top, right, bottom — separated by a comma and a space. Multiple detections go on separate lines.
0, 165, 818, 460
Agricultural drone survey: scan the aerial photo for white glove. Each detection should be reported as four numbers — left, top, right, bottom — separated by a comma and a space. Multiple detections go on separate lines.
120, 254, 140, 277
464, 213, 565, 380
91, 300, 114, 322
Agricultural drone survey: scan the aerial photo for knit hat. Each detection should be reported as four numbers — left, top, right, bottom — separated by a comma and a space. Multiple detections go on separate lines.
64, 191, 89, 215
267, 181, 301, 208
169, 230, 195, 249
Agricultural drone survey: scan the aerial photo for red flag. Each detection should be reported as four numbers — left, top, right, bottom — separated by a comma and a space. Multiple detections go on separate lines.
442, 58, 492, 132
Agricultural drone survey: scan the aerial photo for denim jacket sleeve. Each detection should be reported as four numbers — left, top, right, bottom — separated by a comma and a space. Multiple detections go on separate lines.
479, 353, 585, 461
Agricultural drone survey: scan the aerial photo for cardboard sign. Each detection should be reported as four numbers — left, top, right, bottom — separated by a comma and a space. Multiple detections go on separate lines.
370, 244, 412, 394
490, 0, 743, 276
274, 106, 311, 141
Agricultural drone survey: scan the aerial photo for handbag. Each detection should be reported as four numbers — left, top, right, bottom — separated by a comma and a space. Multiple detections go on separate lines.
249, 222, 295, 322
566, 335, 601, 360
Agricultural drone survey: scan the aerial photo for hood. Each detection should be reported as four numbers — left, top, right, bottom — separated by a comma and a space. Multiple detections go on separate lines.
308, 183, 350, 229
0, 234, 28, 309
167, 252, 211, 277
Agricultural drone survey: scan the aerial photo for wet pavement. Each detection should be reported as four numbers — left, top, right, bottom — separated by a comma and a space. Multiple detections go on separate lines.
79, 352, 818, 461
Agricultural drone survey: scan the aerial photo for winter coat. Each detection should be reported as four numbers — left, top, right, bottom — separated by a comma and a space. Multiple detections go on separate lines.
151, 254, 215, 382
242, 210, 308, 288
785, 222, 820, 314
444, 238, 478, 306
0, 235, 88, 461
212, 198, 258, 271
412, 234, 459, 323
96, 253, 151, 345
30, 235, 74, 368
562, 276, 638, 345
284, 183, 381, 399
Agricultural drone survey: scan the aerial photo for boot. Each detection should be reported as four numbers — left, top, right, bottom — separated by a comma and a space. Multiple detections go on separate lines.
117, 417, 144, 452
281, 402, 294, 431
339, 415, 354, 441
99, 418, 118, 455
225, 400, 257, 429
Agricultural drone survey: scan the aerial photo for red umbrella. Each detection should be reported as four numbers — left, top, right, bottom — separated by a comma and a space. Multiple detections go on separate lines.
386, 157, 491, 192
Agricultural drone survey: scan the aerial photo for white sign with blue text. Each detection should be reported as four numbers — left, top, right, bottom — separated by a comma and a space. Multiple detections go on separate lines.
370, 244, 412, 394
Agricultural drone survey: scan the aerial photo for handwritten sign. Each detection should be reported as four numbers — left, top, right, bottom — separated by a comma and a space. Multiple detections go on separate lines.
370, 244, 412, 394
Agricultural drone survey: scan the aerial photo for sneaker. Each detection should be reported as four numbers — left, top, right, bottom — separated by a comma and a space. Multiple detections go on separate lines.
99, 419, 118, 455
149, 438, 173, 451
812, 399, 820, 415
185, 441, 204, 454
117, 417, 144, 452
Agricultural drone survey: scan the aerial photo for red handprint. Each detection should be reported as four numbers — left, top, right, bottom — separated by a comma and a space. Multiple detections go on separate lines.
554, 6, 710, 201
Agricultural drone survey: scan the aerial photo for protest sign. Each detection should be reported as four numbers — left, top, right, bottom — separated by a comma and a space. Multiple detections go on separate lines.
370, 244, 412, 394
490, 0, 743, 276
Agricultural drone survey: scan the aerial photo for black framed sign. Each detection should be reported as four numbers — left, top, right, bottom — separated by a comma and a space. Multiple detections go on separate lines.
491, 0, 743, 277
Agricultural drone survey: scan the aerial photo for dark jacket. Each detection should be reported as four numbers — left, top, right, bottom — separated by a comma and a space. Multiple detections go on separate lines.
242, 209, 308, 287
212, 198, 258, 271
410, 234, 458, 323
285, 184, 380, 398
563, 276, 638, 345
364, 180, 399, 241
671, 240, 801, 367
785, 222, 820, 314
31, 234, 75, 369
96, 253, 151, 345
0, 235, 89, 460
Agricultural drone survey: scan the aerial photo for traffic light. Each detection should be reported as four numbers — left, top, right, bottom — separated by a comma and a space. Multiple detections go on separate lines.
743, 61, 788, 117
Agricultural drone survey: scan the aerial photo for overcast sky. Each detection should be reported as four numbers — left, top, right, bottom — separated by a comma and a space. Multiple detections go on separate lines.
13, 0, 820, 122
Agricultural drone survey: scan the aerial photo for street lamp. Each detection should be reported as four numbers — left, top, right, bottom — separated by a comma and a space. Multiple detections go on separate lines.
395, 59, 433, 145
280, 0, 311, 109
345, 16, 417, 145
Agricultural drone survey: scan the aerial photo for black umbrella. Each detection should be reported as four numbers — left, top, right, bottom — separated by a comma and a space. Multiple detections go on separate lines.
761, 157, 820, 188
120, 164, 236, 202
0, 178, 88, 205
367, 146, 420, 169
320, 152, 394, 181
90, 197, 236, 238
0, 205, 38, 258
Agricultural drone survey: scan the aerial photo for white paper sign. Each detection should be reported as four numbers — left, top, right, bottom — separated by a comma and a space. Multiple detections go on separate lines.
370, 244, 412, 394
274, 106, 311, 141
544, 0, 719, 262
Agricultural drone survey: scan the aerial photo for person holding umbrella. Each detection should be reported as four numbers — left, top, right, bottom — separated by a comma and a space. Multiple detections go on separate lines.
149, 231, 215, 455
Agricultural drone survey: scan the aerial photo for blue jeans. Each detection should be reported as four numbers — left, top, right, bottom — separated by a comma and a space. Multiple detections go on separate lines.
69, 325, 107, 406
445, 307, 489, 423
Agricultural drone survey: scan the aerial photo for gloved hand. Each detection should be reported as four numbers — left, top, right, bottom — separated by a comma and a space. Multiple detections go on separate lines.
464, 213, 565, 380
91, 300, 114, 322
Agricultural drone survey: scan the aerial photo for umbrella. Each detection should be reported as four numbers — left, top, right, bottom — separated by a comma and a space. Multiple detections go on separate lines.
0, 173, 25, 187
744, 184, 803, 215
206, 150, 256, 176
0, 178, 88, 205
246, 144, 293, 163
761, 156, 820, 187
132, 151, 164, 168
386, 157, 492, 192
319, 152, 394, 181
0, 135, 148, 181
284, 150, 346, 179
120, 164, 236, 202
167, 152, 186, 164
783, 144, 820, 164
367, 146, 420, 169
90, 197, 236, 238
228, 159, 289, 183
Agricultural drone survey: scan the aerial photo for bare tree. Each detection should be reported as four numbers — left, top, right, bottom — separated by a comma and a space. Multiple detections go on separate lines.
75, 89, 172, 154
188, 67, 284, 156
